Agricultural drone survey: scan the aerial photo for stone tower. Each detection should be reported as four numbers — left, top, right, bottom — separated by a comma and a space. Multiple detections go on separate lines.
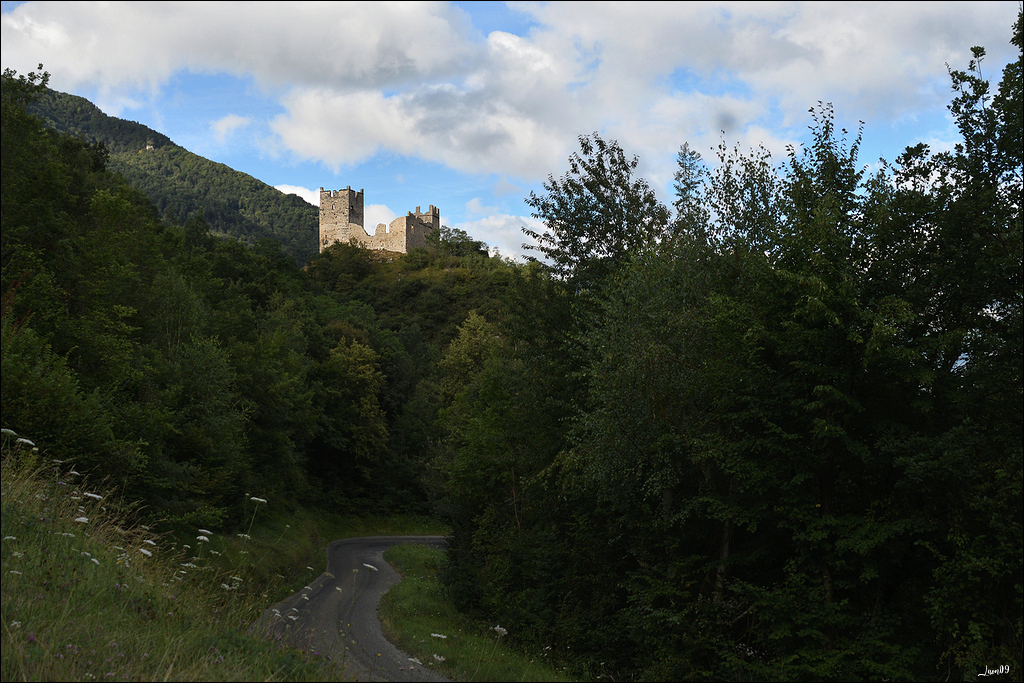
319, 186, 364, 252
318, 187, 439, 254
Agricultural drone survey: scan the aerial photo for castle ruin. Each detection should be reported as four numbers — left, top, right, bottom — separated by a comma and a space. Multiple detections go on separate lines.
319, 186, 439, 254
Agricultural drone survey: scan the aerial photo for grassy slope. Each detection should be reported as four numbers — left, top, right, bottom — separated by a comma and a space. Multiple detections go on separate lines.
0, 434, 446, 681
0, 442, 330, 681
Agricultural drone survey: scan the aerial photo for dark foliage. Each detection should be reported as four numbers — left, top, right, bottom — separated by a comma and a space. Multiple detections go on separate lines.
2, 68, 516, 529
433, 15, 1022, 682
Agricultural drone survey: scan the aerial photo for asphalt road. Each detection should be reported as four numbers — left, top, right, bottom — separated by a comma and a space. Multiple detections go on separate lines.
252, 535, 450, 682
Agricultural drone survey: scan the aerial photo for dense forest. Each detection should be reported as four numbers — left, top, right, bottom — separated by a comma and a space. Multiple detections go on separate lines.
26, 88, 319, 264
2, 63, 516, 528
431, 16, 1022, 681
2, 12, 1021, 682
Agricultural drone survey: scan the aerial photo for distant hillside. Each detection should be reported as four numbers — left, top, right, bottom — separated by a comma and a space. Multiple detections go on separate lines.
28, 88, 317, 265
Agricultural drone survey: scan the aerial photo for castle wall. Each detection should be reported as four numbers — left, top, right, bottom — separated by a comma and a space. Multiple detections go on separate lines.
319, 187, 438, 254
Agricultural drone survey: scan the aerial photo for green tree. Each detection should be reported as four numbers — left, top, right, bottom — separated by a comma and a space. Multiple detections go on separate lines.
523, 133, 670, 286
307, 338, 388, 506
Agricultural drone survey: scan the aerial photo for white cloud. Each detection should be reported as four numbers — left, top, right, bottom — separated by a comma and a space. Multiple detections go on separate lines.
453, 213, 546, 262
270, 80, 571, 178
274, 184, 318, 206
211, 113, 251, 142
1, 1, 474, 92
2, 1, 1017, 190
466, 197, 499, 215
363, 204, 398, 233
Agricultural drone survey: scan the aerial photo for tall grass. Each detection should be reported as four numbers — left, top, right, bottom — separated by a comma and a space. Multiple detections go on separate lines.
379, 544, 575, 682
0, 432, 330, 682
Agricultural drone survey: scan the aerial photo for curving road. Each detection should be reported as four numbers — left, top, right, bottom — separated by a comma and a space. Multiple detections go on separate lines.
252, 535, 450, 682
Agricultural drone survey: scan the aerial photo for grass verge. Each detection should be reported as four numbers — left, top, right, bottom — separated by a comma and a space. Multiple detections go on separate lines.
0, 443, 334, 681
379, 543, 574, 682
0, 432, 447, 682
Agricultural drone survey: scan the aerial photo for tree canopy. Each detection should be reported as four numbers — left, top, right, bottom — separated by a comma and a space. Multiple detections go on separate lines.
434, 14, 1022, 681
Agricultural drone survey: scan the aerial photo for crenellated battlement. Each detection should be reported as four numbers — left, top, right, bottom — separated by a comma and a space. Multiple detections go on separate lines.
323, 187, 364, 199
318, 187, 439, 254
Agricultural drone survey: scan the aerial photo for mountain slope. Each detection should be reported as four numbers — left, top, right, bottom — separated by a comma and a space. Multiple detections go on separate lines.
28, 88, 317, 265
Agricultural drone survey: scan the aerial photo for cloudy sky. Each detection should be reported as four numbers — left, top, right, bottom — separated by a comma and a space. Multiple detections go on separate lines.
2, 1, 1019, 259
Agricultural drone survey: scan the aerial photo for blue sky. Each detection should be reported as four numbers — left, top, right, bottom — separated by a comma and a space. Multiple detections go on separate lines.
2, 1, 1019, 260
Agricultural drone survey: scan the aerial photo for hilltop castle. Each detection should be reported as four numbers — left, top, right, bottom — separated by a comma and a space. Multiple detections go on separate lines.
319, 186, 439, 254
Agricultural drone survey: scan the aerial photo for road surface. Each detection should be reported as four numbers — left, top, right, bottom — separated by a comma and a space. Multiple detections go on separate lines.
252, 535, 450, 682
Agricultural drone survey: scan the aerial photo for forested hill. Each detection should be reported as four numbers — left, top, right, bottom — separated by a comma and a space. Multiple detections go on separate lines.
28, 88, 318, 265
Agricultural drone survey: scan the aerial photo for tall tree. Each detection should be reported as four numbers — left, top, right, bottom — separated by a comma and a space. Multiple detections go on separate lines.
523, 133, 670, 287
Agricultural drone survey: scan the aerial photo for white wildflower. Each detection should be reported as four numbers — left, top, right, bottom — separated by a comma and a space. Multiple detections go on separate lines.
3, 536, 16, 541
409, 657, 423, 665
1, 428, 16, 437
91, 558, 100, 565
12, 551, 24, 558
69, 470, 81, 476
494, 625, 508, 637
83, 492, 102, 500
362, 563, 378, 571
236, 533, 250, 539
143, 540, 157, 546
230, 576, 243, 582
250, 497, 267, 504
198, 528, 212, 535
197, 535, 209, 543
433, 654, 446, 663
139, 548, 152, 557
10, 620, 21, 628
9, 570, 23, 575
306, 566, 314, 571
15, 437, 35, 447
74, 516, 89, 523
431, 633, 447, 639
81, 551, 92, 557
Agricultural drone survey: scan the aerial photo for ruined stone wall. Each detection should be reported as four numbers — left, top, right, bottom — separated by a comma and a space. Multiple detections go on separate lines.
319, 187, 439, 254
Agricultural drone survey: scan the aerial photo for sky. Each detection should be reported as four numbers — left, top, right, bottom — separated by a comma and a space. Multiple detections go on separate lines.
1, 1, 1019, 260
